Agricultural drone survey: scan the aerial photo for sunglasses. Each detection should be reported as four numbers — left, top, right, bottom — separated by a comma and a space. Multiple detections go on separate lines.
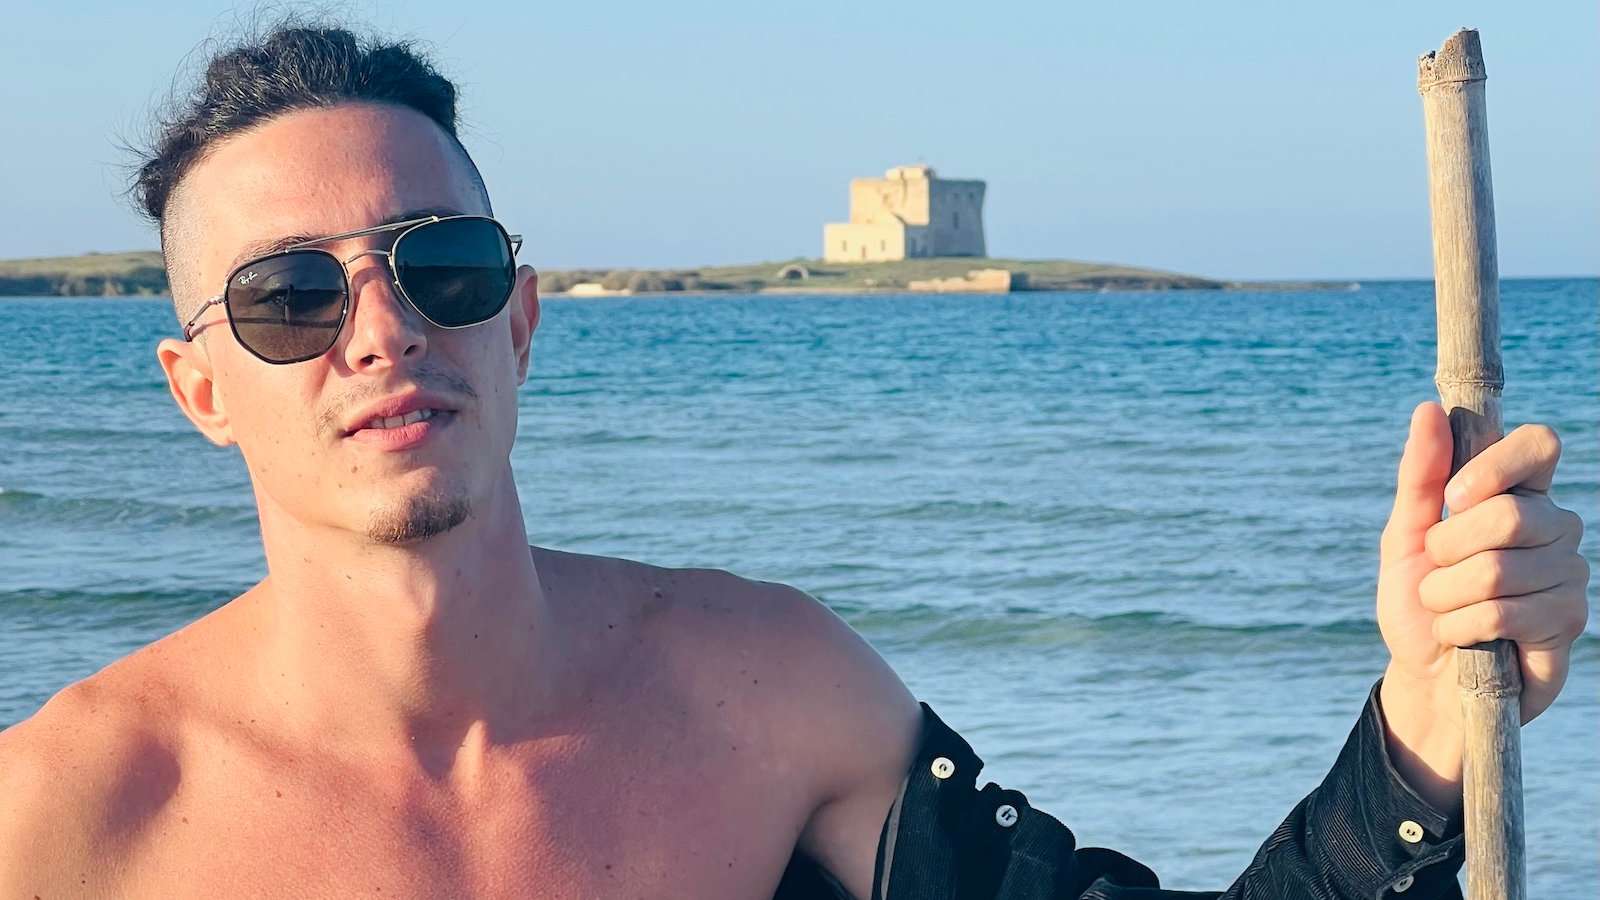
182, 215, 523, 364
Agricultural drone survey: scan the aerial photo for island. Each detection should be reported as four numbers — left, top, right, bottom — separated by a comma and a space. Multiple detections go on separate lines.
3, 164, 1362, 297
0, 251, 1357, 298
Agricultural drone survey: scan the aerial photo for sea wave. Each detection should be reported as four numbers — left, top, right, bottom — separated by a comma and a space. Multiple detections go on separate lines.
834, 602, 1379, 646
0, 487, 255, 530
0, 587, 230, 635
836, 601, 1600, 658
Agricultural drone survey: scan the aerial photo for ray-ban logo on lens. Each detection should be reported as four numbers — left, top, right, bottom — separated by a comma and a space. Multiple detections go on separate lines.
238, 270, 259, 286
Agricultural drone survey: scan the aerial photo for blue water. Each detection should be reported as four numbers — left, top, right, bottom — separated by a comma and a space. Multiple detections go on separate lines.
1, 281, 1596, 893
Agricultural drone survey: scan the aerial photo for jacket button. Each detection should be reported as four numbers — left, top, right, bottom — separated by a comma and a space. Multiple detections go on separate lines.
994, 804, 1018, 827
1393, 874, 1415, 893
1397, 821, 1424, 844
930, 757, 956, 780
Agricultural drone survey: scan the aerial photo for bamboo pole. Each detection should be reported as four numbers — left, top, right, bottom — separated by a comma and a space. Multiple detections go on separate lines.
1417, 28, 1525, 900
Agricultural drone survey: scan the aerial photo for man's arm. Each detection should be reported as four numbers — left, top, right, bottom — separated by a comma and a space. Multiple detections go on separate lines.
729, 579, 923, 900
853, 680, 1464, 900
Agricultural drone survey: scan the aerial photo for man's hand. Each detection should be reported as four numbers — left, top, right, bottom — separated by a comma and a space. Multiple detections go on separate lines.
1374, 401, 1589, 811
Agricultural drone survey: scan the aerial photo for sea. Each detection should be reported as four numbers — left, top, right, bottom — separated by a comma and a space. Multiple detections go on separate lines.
1, 280, 1595, 894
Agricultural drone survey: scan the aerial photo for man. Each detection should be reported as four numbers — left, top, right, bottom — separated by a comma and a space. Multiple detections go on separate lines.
0, 23, 1588, 900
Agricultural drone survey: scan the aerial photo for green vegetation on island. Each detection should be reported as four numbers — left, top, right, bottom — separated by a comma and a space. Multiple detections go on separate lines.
0, 251, 1353, 297
0, 251, 168, 296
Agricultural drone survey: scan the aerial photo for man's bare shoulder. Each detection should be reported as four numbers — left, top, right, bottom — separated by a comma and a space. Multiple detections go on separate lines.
534, 545, 921, 811
0, 593, 243, 892
537, 545, 919, 735
0, 671, 182, 893
557, 548, 924, 897
1, 602, 220, 782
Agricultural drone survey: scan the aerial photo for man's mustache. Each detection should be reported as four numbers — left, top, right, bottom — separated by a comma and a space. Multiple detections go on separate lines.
316, 367, 479, 437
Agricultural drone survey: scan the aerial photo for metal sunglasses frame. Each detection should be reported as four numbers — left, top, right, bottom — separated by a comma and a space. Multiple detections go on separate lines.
182, 214, 524, 364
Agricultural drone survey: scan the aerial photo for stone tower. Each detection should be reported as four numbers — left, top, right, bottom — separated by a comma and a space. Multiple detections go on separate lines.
823, 165, 986, 263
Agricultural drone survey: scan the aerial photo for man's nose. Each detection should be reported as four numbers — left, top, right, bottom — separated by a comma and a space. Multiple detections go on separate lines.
338, 253, 428, 372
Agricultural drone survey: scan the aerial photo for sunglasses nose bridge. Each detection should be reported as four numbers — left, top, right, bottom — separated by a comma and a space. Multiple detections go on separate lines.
339, 250, 431, 366
340, 247, 414, 314
340, 247, 392, 267
339, 248, 403, 304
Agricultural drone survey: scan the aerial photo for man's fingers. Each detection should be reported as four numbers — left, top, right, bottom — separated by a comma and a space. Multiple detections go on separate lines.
1430, 587, 1591, 651
1423, 493, 1583, 567
1381, 401, 1453, 561
1445, 423, 1562, 513
1417, 548, 1586, 614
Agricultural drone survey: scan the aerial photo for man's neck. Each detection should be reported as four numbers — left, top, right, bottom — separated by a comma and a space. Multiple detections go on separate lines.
242, 474, 563, 773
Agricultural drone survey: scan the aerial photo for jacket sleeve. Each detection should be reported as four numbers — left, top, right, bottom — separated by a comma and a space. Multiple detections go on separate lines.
863, 680, 1466, 900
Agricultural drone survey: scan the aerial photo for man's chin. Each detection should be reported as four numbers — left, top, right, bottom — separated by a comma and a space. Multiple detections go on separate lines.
365, 493, 471, 544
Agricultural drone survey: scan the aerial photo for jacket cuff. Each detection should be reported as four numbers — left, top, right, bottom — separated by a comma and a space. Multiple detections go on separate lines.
1307, 678, 1466, 899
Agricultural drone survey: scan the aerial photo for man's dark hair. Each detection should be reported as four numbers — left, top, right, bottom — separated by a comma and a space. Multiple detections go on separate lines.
132, 22, 487, 235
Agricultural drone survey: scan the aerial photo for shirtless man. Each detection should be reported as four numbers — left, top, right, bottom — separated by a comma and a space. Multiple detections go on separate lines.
0, 24, 1588, 900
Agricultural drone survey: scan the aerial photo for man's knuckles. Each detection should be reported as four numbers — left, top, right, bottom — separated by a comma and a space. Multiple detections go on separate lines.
1557, 506, 1585, 550
1424, 493, 1580, 566
1416, 548, 1573, 613
1516, 422, 1563, 463
1433, 587, 1587, 650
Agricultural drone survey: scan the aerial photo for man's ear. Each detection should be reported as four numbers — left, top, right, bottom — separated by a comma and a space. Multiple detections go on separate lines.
157, 337, 234, 447
509, 265, 541, 385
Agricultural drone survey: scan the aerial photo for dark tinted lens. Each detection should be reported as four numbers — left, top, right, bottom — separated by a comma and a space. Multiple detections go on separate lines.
393, 218, 514, 327
227, 251, 347, 363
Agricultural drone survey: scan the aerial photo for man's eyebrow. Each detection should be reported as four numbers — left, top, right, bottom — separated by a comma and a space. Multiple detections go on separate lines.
225, 206, 469, 272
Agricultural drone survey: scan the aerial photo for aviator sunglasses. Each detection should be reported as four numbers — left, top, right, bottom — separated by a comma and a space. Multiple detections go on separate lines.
182, 215, 523, 364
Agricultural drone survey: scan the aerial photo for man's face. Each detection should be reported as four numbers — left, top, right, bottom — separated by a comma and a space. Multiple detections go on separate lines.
158, 102, 538, 544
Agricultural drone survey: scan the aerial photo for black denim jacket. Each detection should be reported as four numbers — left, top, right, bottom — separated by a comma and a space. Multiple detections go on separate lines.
775, 680, 1466, 899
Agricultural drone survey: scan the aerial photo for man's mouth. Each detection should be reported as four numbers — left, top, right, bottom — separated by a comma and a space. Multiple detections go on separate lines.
362, 408, 440, 430
346, 407, 455, 449
338, 389, 464, 447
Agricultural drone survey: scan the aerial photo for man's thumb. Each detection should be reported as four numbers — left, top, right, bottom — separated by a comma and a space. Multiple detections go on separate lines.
1380, 401, 1453, 560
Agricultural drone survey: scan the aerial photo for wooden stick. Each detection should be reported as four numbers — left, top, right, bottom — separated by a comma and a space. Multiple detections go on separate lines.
1417, 28, 1525, 900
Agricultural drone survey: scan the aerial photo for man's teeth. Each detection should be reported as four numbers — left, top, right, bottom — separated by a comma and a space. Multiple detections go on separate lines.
364, 409, 437, 430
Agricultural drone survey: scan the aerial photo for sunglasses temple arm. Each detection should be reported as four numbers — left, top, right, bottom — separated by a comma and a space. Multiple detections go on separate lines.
182, 295, 227, 341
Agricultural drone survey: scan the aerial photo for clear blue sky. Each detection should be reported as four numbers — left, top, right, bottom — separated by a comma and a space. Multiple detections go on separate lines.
3, 1, 1595, 279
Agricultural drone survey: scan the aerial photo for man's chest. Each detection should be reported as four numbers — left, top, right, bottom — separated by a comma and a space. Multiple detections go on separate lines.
110, 737, 818, 899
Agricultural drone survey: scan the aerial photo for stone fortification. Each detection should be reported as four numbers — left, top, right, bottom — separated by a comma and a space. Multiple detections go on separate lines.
823, 165, 986, 262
